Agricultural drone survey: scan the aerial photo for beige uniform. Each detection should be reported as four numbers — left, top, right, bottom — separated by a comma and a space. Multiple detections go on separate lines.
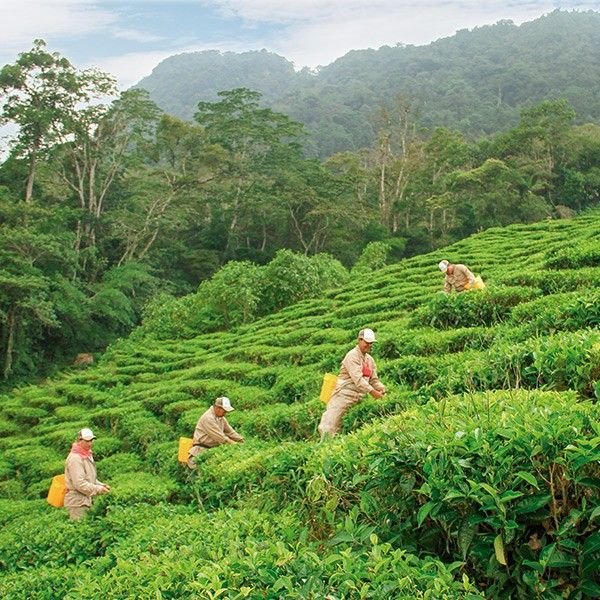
444, 264, 475, 293
318, 345, 385, 437
188, 407, 244, 464
64, 452, 106, 520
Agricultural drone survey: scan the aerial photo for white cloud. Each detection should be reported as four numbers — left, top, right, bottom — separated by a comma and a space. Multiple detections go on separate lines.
209, 0, 600, 24
112, 29, 164, 43
207, 0, 600, 68
0, 0, 117, 60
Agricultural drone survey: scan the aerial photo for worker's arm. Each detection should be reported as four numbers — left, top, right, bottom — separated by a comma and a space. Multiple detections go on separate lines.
457, 264, 475, 285
223, 419, 244, 442
369, 361, 385, 394
444, 278, 452, 293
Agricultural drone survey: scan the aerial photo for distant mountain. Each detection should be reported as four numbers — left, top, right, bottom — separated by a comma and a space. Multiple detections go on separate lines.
137, 10, 600, 157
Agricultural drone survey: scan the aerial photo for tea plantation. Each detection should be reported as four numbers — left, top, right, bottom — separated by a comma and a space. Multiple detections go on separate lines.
1, 211, 599, 599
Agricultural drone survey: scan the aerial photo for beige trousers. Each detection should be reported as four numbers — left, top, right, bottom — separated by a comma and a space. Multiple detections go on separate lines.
67, 505, 89, 520
318, 387, 362, 438
187, 445, 208, 469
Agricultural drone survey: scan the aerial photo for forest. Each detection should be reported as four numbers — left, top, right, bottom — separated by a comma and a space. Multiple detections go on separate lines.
1, 37, 600, 384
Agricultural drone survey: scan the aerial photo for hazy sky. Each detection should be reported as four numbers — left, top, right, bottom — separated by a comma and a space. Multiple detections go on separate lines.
2, 1, 600, 87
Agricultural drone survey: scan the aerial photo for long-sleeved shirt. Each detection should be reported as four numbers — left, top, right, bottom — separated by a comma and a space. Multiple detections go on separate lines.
335, 345, 385, 396
444, 264, 475, 293
192, 407, 243, 448
64, 453, 105, 508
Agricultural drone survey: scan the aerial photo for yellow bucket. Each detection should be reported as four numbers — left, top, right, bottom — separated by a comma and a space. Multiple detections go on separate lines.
47, 474, 66, 508
473, 275, 485, 290
178, 437, 193, 463
320, 373, 338, 403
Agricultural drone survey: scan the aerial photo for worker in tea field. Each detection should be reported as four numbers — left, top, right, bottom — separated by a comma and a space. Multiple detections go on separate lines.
318, 328, 385, 439
64, 428, 110, 520
439, 259, 475, 293
187, 396, 244, 469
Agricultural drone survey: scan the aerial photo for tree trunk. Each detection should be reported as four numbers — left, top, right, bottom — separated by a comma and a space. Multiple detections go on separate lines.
25, 148, 37, 203
3, 304, 17, 379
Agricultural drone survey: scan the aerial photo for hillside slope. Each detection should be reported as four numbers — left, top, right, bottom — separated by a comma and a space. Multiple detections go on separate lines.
1, 211, 599, 598
137, 10, 600, 157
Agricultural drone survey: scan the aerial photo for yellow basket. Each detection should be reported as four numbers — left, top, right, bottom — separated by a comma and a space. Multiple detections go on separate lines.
178, 437, 193, 463
47, 474, 66, 508
319, 373, 338, 404
473, 275, 485, 290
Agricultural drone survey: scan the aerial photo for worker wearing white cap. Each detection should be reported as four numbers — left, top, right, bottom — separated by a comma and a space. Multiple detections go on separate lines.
318, 328, 386, 439
187, 397, 244, 469
439, 259, 475, 293
64, 428, 110, 520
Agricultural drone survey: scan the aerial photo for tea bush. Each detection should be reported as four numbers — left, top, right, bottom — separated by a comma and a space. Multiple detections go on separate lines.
409, 286, 541, 329
304, 390, 600, 598
0, 510, 103, 572
544, 241, 600, 269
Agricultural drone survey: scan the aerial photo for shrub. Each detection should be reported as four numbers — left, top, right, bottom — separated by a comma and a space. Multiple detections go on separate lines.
259, 250, 319, 314
0, 511, 103, 572
545, 242, 600, 269
351, 241, 392, 275
410, 286, 541, 329
510, 289, 600, 334
90, 472, 179, 514
2, 446, 64, 486
95, 452, 143, 479
229, 400, 322, 440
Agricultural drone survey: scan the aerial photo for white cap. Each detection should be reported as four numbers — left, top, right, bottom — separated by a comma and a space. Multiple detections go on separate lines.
79, 428, 96, 441
358, 328, 376, 343
438, 260, 449, 272
215, 396, 234, 412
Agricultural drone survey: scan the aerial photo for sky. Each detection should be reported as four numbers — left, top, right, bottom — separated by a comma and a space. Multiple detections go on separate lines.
1, 0, 600, 88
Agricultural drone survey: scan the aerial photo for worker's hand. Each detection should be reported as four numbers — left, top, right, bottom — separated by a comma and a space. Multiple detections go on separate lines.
238, 437, 245, 443
370, 389, 384, 399
99, 485, 110, 494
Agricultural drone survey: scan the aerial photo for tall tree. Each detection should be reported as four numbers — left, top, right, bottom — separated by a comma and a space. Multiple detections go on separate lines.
0, 40, 81, 202
55, 89, 161, 257
110, 115, 219, 267
194, 88, 304, 253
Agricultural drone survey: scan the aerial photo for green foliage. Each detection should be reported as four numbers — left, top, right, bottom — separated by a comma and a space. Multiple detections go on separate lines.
0, 507, 103, 572
351, 241, 392, 275
139, 12, 600, 161
140, 250, 349, 339
545, 241, 600, 269
2, 185, 600, 597
305, 390, 600, 598
200, 260, 262, 328
410, 286, 541, 329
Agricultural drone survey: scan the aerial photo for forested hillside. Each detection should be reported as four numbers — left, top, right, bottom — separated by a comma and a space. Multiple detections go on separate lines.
0, 209, 599, 598
2, 38, 600, 388
138, 10, 600, 157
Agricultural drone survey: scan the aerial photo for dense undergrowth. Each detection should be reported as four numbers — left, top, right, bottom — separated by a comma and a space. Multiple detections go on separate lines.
1, 211, 599, 598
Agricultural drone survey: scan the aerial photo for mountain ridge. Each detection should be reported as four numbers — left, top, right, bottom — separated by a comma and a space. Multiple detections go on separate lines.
137, 9, 600, 157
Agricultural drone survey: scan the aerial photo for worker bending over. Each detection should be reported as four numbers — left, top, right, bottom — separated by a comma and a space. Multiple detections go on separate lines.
318, 328, 385, 439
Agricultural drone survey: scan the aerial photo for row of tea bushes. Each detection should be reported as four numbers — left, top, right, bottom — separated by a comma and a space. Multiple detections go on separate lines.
0, 503, 483, 599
